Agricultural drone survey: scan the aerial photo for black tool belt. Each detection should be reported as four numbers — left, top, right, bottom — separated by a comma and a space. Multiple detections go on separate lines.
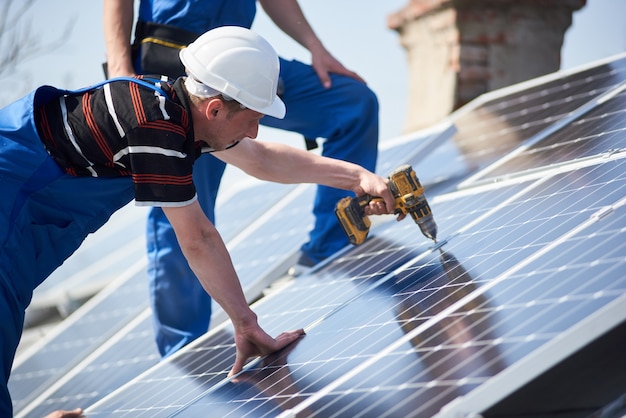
133, 21, 201, 78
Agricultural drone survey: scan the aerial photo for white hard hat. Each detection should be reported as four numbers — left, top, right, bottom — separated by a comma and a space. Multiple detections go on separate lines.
180, 26, 285, 119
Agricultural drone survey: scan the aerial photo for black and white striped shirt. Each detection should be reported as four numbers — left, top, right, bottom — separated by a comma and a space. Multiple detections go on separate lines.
35, 76, 202, 207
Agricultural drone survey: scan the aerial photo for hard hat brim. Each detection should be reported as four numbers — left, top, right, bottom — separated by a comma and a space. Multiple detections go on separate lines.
255, 96, 286, 119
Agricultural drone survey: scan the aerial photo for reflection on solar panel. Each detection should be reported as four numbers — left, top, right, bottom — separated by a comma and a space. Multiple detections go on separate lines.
464, 81, 626, 185
415, 54, 626, 188
17, 53, 626, 417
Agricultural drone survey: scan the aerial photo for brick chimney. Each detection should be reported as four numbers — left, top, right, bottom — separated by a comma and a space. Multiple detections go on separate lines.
388, 0, 586, 132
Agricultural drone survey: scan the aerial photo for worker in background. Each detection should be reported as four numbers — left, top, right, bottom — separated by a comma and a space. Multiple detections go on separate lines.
103, 0, 380, 358
0, 26, 395, 416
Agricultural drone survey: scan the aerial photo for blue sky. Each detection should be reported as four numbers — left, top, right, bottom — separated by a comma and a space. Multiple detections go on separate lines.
5, 0, 626, 143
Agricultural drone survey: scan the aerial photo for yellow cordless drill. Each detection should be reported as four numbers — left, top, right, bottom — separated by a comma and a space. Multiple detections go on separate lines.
335, 164, 438, 245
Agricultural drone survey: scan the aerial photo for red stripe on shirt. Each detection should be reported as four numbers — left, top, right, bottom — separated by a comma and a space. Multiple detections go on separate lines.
83, 93, 115, 166
37, 108, 56, 147
142, 120, 187, 137
130, 83, 147, 125
132, 173, 193, 185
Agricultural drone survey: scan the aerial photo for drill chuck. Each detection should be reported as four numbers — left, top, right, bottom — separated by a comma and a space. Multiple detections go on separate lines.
389, 165, 438, 242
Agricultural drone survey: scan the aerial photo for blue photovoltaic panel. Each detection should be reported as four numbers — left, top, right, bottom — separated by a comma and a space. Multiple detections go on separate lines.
413, 54, 626, 188
285, 161, 626, 418
16, 310, 160, 418
85, 156, 625, 417
375, 123, 457, 176
215, 175, 298, 241
467, 83, 626, 183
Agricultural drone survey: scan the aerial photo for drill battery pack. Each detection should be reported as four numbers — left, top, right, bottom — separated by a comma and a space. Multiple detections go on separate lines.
335, 195, 372, 245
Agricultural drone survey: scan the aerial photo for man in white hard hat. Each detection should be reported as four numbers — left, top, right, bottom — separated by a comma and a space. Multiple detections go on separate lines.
103, 0, 380, 360
0, 26, 395, 417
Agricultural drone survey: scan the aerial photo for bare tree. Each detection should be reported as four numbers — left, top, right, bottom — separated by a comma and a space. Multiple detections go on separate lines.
0, 0, 74, 79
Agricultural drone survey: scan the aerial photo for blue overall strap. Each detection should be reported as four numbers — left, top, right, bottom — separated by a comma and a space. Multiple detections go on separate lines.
63, 76, 170, 97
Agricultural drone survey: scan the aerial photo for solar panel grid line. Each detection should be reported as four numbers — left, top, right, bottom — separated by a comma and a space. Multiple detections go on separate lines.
9, 269, 150, 415
458, 79, 626, 189
9, 265, 150, 414
378, 121, 455, 153
463, 151, 626, 190
300, 248, 438, 334
82, 317, 253, 416
435, 293, 626, 418
14, 309, 153, 418
411, 56, 626, 191
215, 181, 299, 243
475, 90, 626, 183
431, 177, 551, 237
375, 123, 458, 172
224, 183, 311, 250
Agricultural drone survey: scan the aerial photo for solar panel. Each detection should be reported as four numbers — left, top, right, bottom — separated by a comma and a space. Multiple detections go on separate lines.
84, 156, 626, 417
18, 54, 626, 417
463, 81, 626, 185
414, 54, 626, 188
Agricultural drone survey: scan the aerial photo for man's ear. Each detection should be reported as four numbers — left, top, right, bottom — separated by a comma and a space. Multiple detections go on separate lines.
205, 98, 223, 120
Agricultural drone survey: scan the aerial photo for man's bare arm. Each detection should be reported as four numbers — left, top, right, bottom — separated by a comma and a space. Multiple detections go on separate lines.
258, 0, 365, 86
103, 0, 136, 77
162, 201, 303, 375
215, 138, 394, 212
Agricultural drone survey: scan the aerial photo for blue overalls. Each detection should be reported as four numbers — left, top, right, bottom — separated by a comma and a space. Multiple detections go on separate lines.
0, 78, 168, 416
139, 0, 380, 357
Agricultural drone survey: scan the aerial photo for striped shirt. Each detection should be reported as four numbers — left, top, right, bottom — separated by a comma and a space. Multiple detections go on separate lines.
35, 76, 202, 207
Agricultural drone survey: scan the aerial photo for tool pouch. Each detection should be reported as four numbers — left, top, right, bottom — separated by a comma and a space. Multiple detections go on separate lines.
103, 21, 199, 78
134, 21, 200, 77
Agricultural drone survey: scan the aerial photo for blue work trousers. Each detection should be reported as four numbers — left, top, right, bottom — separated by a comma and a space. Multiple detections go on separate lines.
147, 58, 379, 357
0, 90, 134, 416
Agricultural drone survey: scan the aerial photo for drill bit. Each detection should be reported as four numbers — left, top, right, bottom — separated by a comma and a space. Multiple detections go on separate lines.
417, 214, 438, 242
